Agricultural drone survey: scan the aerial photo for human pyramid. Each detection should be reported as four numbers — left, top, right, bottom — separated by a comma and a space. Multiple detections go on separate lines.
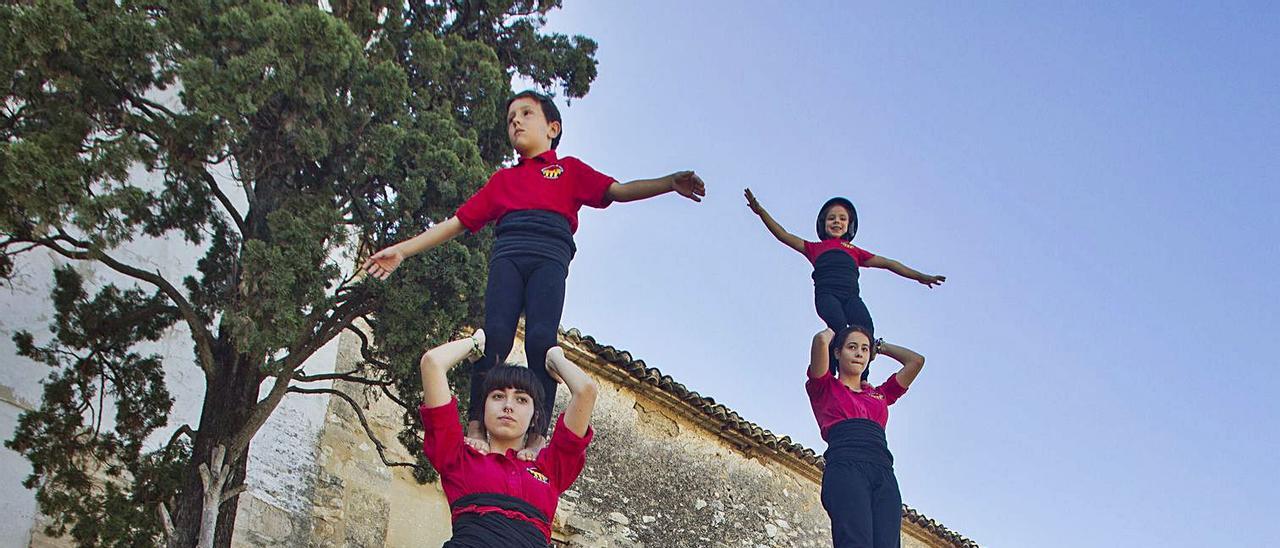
362, 90, 946, 548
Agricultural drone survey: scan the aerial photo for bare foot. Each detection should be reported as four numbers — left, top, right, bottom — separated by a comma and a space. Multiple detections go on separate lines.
464, 420, 488, 454
517, 433, 548, 461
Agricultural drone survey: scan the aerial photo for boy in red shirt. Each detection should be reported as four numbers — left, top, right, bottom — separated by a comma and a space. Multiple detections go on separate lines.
366, 90, 705, 455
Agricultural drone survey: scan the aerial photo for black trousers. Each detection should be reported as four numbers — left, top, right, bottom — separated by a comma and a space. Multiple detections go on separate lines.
815, 291, 874, 335
467, 254, 566, 435
821, 459, 902, 548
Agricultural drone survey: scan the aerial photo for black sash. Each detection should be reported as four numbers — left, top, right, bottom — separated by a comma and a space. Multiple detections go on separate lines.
445, 493, 550, 548
492, 210, 576, 267
812, 250, 860, 297
824, 418, 894, 468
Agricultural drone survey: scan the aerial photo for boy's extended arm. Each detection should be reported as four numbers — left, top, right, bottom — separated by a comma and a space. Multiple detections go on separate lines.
362, 216, 467, 280
605, 171, 706, 203
864, 255, 946, 288
745, 188, 805, 253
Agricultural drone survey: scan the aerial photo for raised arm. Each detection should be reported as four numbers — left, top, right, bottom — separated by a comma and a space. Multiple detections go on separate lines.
808, 328, 835, 378
745, 188, 805, 253
419, 329, 485, 407
544, 346, 599, 437
362, 216, 467, 280
874, 339, 925, 388
605, 170, 706, 203
863, 255, 946, 288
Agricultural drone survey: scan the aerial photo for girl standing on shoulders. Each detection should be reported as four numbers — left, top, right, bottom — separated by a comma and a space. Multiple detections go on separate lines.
745, 189, 944, 337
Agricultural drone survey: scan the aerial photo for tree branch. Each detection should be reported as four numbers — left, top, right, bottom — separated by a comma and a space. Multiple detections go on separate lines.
39, 233, 217, 377
165, 424, 197, 451
294, 369, 391, 385
230, 296, 376, 458
196, 168, 247, 235
288, 386, 417, 470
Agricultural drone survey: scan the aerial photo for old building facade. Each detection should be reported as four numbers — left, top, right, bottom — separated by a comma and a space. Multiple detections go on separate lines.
11, 323, 975, 547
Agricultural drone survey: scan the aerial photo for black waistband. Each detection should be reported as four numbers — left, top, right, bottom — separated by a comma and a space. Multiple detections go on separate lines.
492, 210, 576, 266
812, 250, 859, 296
824, 418, 893, 467
448, 493, 549, 548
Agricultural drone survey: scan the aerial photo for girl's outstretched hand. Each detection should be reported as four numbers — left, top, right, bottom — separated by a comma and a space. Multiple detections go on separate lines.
362, 247, 405, 280
919, 274, 946, 288
671, 171, 706, 202
744, 188, 764, 215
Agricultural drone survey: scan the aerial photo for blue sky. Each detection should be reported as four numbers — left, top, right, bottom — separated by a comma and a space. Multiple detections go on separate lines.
525, 2, 1279, 546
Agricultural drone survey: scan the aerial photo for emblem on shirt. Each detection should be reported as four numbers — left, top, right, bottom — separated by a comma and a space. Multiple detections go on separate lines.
527, 468, 550, 484
541, 164, 564, 179
842, 241, 857, 249
870, 391, 885, 400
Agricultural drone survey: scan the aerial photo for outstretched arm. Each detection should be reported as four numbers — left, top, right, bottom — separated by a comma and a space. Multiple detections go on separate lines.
874, 339, 925, 388
363, 216, 467, 280
606, 171, 706, 203
545, 347, 599, 437
745, 188, 805, 253
864, 255, 945, 288
419, 329, 485, 407
808, 329, 835, 378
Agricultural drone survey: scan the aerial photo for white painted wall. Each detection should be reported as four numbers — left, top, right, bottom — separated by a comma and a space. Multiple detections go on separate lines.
0, 152, 351, 545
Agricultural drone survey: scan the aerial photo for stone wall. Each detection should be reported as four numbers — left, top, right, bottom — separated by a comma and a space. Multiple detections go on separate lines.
292, 329, 957, 548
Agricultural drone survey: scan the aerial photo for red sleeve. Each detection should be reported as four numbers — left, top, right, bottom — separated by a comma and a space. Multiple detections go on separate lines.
850, 244, 875, 267
878, 374, 909, 406
536, 413, 594, 492
419, 397, 465, 474
805, 372, 832, 398
455, 172, 501, 232
569, 158, 615, 209
801, 240, 820, 263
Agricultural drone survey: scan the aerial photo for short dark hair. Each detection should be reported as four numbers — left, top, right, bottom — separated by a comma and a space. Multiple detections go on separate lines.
829, 324, 875, 382
482, 364, 546, 435
816, 197, 858, 241
506, 90, 562, 150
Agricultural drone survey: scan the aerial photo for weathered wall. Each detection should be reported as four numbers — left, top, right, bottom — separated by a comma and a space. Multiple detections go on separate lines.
294, 331, 951, 548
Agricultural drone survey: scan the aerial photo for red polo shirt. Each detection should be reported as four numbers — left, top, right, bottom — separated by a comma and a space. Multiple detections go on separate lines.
419, 397, 593, 540
801, 238, 876, 266
805, 372, 907, 440
455, 150, 615, 234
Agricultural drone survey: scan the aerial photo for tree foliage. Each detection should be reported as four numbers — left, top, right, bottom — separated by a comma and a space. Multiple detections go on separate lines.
1, 0, 597, 545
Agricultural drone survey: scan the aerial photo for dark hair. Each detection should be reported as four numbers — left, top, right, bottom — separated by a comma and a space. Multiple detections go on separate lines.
816, 197, 858, 241
829, 324, 875, 382
506, 90, 562, 150
482, 364, 546, 435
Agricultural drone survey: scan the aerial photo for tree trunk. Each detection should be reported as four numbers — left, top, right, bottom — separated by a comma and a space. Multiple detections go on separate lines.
170, 340, 261, 547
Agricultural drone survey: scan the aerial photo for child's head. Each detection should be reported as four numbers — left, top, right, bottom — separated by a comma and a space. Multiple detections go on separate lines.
481, 364, 546, 442
829, 324, 875, 382
816, 197, 858, 241
505, 90, 562, 156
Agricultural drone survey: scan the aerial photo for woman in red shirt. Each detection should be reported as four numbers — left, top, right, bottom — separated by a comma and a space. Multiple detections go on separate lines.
418, 330, 598, 547
806, 325, 925, 548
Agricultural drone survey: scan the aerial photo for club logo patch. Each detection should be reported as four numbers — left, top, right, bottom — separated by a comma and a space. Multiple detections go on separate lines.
527, 468, 550, 484
842, 241, 857, 249
541, 165, 564, 179
870, 391, 885, 400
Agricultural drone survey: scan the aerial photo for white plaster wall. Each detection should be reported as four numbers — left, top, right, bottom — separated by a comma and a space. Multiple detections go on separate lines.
0, 128, 350, 544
